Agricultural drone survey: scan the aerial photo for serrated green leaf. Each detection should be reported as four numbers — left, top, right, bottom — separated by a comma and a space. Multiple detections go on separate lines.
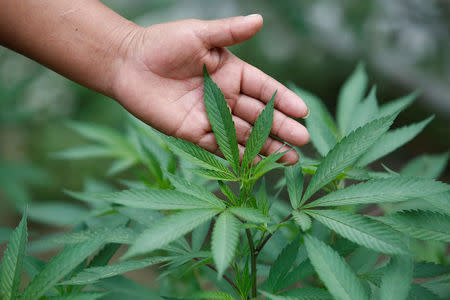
94, 276, 163, 299
337, 63, 368, 135
266, 237, 299, 293
229, 207, 269, 223
286, 162, 303, 209
304, 235, 369, 300
293, 211, 312, 231
94, 188, 225, 210
251, 150, 289, 178
278, 260, 316, 293
21, 239, 104, 300
189, 290, 235, 300
376, 211, 450, 243
61, 257, 168, 285
46, 292, 108, 300
301, 114, 397, 204
378, 256, 413, 300
242, 92, 275, 172
218, 181, 238, 206
203, 66, 240, 173
164, 135, 232, 175
0, 212, 27, 300
401, 152, 449, 179
306, 209, 407, 255
165, 172, 225, 208
211, 211, 240, 277
378, 91, 418, 118
347, 86, 378, 133
356, 116, 434, 167
348, 247, 378, 275
407, 283, 440, 300
191, 168, 239, 181
425, 191, 450, 215
125, 209, 219, 259
290, 85, 338, 156
305, 177, 450, 208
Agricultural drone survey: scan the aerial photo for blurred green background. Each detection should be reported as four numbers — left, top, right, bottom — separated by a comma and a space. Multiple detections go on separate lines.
1, 0, 449, 228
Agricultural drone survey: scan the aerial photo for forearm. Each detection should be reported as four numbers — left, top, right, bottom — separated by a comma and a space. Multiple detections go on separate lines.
0, 0, 138, 97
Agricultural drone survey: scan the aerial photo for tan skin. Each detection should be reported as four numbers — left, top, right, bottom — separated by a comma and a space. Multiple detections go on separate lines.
0, 1, 309, 165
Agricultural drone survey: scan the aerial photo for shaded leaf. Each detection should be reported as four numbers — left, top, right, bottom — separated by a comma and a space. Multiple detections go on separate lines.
266, 237, 299, 293
401, 152, 449, 179
304, 235, 368, 300
379, 256, 413, 300
292, 211, 311, 231
229, 207, 269, 223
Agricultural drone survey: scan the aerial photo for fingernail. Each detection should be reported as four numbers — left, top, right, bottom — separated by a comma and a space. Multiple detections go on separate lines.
303, 108, 310, 119
246, 14, 260, 18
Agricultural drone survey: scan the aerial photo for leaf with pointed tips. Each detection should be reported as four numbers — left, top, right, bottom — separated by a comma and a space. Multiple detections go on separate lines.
347, 86, 378, 133
376, 211, 450, 242
0, 212, 27, 300
266, 237, 299, 293
61, 257, 168, 285
337, 63, 368, 135
203, 66, 240, 173
286, 162, 303, 209
305, 177, 450, 208
304, 235, 369, 300
211, 211, 240, 277
229, 207, 269, 223
191, 168, 239, 181
94, 188, 225, 210
356, 116, 434, 167
290, 84, 338, 156
21, 239, 104, 300
378, 256, 413, 300
378, 91, 418, 118
293, 211, 311, 231
401, 152, 449, 179
301, 114, 397, 204
242, 92, 275, 172
306, 209, 408, 255
125, 209, 219, 259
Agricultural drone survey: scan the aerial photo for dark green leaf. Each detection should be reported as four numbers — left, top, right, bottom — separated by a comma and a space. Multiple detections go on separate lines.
266, 237, 299, 292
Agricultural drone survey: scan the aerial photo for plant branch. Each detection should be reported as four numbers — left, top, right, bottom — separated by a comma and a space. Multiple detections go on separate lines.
194, 258, 239, 293
246, 228, 257, 298
255, 213, 293, 253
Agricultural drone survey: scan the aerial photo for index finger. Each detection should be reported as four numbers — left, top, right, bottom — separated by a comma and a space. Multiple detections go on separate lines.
240, 62, 309, 119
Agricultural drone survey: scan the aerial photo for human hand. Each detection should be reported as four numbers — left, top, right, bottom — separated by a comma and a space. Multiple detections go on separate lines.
112, 15, 310, 165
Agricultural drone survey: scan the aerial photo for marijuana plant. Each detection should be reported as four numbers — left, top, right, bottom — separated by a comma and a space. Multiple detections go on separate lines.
1, 64, 449, 300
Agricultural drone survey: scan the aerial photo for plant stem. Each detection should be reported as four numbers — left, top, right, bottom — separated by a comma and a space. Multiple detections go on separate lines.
255, 213, 293, 253
245, 228, 257, 298
194, 258, 239, 294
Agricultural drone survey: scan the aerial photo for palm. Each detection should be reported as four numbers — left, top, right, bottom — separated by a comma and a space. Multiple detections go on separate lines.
115, 17, 309, 164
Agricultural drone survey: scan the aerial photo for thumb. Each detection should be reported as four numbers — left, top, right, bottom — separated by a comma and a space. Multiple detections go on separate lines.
197, 14, 263, 48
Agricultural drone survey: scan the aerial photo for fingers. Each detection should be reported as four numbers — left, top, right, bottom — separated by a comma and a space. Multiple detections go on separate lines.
196, 15, 263, 48
233, 94, 309, 146
240, 62, 309, 119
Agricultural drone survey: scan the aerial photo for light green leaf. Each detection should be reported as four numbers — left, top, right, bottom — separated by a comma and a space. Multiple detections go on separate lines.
46, 292, 107, 300
28, 201, 88, 226
347, 86, 378, 133
290, 85, 338, 156
189, 290, 235, 300
306, 209, 408, 255
266, 237, 299, 293
211, 211, 240, 277
0, 212, 27, 300
107, 158, 136, 176
356, 116, 434, 167
229, 207, 269, 223
337, 63, 368, 135
95, 188, 225, 210
94, 276, 163, 300
191, 219, 211, 251
425, 191, 450, 216
164, 135, 232, 175
242, 92, 275, 171
281, 287, 333, 299
61, 257, 168, 285
251, 150, 288, 178
401, 152, 449, 179
301, 114, 397, 203
203, 66, 240, 173
378, 91, 418, 118
376, 211, 450, 243
378, 256, 413, 300
21, 239, 104, 300
293, 211, 311, 231
191, 168, 239, 181
218, 181, 238, 206
305, 177, 450, 208
304, 235, 369, 300
286, 162, 303, 209
53, 145, 115, 160
165, 172, 225, 208
125, 209, 219, 259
